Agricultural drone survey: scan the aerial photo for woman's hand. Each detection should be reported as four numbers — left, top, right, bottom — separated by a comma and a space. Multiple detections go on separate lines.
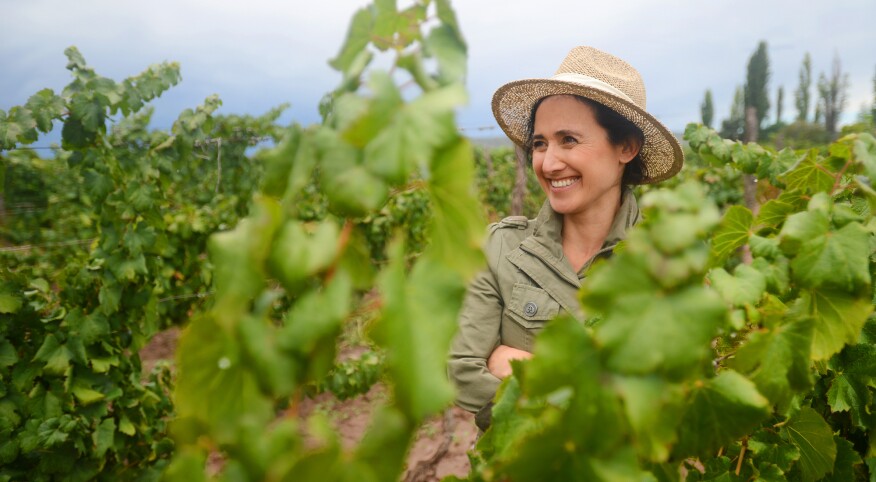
487, 344, 532, 379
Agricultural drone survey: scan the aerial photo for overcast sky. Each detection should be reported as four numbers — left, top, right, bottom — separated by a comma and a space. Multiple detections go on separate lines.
2, 0, 874, 141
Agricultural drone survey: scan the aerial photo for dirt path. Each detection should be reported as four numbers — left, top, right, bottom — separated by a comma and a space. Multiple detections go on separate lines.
140, 328, 478, 481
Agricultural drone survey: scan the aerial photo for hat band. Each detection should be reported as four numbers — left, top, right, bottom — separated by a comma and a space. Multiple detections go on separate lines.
550, 73, 636, 105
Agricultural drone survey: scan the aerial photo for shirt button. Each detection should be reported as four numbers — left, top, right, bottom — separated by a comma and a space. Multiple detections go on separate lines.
524, 302, 538, 317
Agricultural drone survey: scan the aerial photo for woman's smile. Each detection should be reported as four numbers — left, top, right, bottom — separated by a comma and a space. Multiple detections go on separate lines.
548, 177, 581, 189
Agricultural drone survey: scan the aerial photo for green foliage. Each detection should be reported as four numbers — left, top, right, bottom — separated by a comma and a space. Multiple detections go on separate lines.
166, 1, 484, 480
0, 47, 279, 479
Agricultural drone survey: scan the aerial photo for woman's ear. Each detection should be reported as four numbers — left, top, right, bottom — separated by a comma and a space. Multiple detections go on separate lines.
619, 137, 642, 164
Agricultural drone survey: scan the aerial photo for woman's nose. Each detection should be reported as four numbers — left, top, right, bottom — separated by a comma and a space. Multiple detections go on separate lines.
541, 145, 565, 172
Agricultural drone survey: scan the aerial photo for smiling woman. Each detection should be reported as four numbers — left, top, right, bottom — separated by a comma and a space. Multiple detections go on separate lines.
447, 46, 684, 431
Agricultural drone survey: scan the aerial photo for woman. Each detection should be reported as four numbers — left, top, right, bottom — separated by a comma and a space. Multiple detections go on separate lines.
448, 46, 684, 430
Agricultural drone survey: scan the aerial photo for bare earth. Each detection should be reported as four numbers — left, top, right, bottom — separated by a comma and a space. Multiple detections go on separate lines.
139, 328, 478, 481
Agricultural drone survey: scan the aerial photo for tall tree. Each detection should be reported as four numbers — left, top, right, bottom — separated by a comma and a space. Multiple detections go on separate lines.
817, 53, 850, 137
744, 41, 770, 135
720, 86, 745, 140
701, 89, 714, 128
776, 86, 784, 124
794, 53, 812, 122
872, 65, 875, 122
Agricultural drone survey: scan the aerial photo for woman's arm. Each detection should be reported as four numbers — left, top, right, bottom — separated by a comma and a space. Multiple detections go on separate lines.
448, 268, 505, 413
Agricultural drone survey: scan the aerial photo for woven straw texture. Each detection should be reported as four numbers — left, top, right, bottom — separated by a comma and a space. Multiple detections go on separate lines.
492, 46, 683, 184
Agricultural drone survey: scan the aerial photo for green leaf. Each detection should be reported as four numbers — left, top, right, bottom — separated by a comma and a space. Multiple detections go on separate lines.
371, 243, 465, 422
614, 376, 684, 462
674, 370, 771, 458
174, 313, 273, 444
853, 133, 876, 186
0, 338, 18, 368
780, 150, 836, 194
826, 343, 876, 428
70, 93, 106, 132
730, 317, 813, 410
363, 84, 465, 185
709, 205, 753, 267
92, 418, 115, 458
779, 207, 829, 256
209, 196, 281, 328
329, 7, 373, 72
596, 287, 726, 378
790, 221, 870, 292
821, 436, 863, 482
61, 116, 97, 149
797, 289, 873, 360
33, 334, 72, 375
268, 219, 341, 291
278, 273, 353, 384
426, 24, 467, 85
98, 281, 121, 315
25, 88, 65, 132
0, 292, 22, 314
71, 382, 105, 405
709, 264, 766, 307
65, 46, 88, 70
757, 190, 805, 228
339, 72, 403, 147
748, 428, 801, 474
426, 138, 485, 280
782, 407, 837, 482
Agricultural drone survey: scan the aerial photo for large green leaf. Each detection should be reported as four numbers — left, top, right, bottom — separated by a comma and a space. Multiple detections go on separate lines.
797, 289, 873, 360
596, 286, 726, 378
371, 243, 465, 422
426, 138, 485, 280
674, 370, 771, 458
709, 205, 753, 267
790, 220, 870, 292
780, 150, 836, 194
329, 7, 373, 72
709, 264, 766, 307
173, 313, 273, 444
613, 376, 684, 462
268, 219, 341, 292
208, 197, 281, 328
782, 407, 837, 482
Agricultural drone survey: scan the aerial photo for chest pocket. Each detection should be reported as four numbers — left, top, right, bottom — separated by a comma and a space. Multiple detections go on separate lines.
506, 283, 561, 329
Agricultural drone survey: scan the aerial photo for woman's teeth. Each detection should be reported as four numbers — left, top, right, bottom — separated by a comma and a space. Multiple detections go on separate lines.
550, 177, 580, 188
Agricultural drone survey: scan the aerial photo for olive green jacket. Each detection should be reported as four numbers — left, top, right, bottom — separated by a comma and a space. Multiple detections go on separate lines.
448, 190, 641, 413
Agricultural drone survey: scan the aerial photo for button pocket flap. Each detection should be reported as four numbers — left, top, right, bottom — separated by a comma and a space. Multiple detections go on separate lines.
508, 283, 560, 321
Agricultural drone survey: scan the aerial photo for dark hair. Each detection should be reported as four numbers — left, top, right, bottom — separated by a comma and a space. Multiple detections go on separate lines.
525, 95, 645, 186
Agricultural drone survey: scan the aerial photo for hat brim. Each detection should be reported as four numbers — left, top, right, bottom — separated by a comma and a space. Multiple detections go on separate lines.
492, 78, 684, 184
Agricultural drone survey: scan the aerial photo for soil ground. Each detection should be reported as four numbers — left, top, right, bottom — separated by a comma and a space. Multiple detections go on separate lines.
139, 328, 478, 481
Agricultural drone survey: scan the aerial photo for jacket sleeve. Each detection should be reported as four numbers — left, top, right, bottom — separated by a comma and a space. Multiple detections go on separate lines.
448, 232, 504, 413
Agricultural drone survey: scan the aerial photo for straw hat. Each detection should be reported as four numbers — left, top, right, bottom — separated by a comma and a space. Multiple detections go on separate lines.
492, 46, 683, 184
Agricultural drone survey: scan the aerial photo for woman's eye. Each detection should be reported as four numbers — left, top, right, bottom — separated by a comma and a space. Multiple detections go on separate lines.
532, 140, 546, 150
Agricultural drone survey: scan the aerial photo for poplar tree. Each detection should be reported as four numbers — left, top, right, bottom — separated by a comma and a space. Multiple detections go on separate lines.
795, 53, 812, 122
776, 86, 784, 124
744, 41, 770, 134
817, 53, 849, 137
701, 89, 714, 128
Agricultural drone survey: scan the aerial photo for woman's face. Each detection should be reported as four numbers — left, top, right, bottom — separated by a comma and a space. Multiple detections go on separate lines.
531, 95, 635, 218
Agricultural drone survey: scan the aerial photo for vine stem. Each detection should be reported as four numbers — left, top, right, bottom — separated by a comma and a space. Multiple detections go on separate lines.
735, 438, 747, 476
